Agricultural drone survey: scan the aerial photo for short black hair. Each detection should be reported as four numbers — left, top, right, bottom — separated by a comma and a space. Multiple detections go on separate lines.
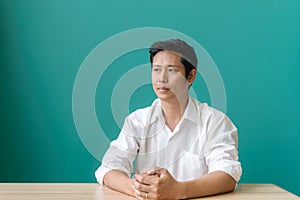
149, 39, 197, 79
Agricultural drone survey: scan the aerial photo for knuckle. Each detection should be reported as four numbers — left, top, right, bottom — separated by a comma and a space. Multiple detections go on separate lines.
136, 190, 142, 196
137, 183, 142, 190
153, 187, 158, 193
139, 176, 145, 183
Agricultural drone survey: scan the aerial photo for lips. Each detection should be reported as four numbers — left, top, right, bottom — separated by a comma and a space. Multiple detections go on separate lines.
158, 87, 170, 92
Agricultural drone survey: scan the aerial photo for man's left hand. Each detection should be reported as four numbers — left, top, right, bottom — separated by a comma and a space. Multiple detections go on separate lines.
132, 168, 183, 200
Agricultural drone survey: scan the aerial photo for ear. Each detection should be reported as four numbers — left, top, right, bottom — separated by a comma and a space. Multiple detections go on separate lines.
187, 69, 197, 85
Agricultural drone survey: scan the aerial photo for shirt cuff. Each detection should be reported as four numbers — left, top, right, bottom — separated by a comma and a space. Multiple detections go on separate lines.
208, 161, 242, 182
95, 165, 112, 185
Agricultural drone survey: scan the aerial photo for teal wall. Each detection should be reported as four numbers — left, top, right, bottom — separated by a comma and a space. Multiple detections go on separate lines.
1, 0, 299, 196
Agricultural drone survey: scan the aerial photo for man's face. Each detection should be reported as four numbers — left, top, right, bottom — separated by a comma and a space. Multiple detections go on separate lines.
151, 50, 189, 103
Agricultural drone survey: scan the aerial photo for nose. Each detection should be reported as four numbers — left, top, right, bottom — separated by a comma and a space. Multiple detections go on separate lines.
158, 69, 168, 83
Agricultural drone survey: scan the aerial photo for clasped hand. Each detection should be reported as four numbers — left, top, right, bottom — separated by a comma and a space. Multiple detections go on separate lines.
132, 168, 182, 200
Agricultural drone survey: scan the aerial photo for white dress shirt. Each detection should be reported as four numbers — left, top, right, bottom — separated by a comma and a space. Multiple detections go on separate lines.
95, 97, 242, 185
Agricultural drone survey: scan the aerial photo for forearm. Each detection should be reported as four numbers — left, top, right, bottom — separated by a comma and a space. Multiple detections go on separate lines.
179, 171, 236, 199
103, 169, 134, 197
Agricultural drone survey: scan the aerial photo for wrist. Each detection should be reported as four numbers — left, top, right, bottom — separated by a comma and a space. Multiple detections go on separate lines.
126, 178, 135, 197
175, 181, 188, 199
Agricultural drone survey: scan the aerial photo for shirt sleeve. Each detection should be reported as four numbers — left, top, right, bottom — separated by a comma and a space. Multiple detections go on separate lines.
95, 116, 139, 185
204, 113, 242, 182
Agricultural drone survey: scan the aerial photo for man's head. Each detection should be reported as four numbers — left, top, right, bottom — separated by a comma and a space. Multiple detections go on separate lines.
149, 39, 197, 79
149, 39, 197, 102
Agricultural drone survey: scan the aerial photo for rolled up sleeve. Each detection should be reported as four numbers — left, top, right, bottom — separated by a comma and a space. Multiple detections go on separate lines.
95, 164, 113, 185
95, 116, 139, 185
204, 114, 242, 182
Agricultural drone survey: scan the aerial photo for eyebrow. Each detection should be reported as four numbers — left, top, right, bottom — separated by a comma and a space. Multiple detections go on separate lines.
153, 64, 179, 68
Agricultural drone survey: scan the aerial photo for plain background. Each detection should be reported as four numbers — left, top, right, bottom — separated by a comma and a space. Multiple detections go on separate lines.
0, 0, 299, 196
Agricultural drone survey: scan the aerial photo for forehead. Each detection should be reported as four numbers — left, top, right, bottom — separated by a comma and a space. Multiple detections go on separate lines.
153, 50, 182, 64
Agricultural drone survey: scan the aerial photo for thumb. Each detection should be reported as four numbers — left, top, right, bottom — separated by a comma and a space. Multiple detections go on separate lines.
153, 168, 168, 177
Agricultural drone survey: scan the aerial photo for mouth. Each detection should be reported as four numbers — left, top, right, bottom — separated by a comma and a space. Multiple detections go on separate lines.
157, 86, 170, 92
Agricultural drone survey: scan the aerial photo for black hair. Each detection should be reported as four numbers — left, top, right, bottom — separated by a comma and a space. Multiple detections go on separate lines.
149, 39, 197, 79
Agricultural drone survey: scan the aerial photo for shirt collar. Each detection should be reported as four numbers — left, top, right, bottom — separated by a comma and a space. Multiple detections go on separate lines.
181, 96, 198, 124
149, 97, 198, 125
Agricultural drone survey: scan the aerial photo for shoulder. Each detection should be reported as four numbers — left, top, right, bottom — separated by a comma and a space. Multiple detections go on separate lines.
191, 97, 225, 118
191, 97, 236, 129
126, 98, 161, 127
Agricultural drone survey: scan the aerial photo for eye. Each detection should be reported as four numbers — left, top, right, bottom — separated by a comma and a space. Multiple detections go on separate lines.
168, 68, 177, 72
153, 67, 159, 72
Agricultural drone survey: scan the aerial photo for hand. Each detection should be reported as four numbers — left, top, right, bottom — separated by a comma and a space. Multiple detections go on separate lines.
132, 168, 183, 200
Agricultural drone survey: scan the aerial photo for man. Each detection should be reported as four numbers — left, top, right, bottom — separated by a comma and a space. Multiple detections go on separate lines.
95, 39, 242, 199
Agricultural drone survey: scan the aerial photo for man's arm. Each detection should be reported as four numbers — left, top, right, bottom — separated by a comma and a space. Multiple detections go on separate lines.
103, 169, 135, 197
180, 170, 236, 199
133, 168, 236, 199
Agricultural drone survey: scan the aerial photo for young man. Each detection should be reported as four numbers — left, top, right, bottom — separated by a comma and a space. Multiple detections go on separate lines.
95, 39, 242, 199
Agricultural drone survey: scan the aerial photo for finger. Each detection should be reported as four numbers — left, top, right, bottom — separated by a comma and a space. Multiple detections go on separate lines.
134, 192, 144, 200
140, 168, 152, 174
135, 173, 158, 185
132, 186, 149, 199
134, 193, 143, 200
145, 169, 157, 175
132, 178, 151, 193
140, 167, 159, 175
152, 168, 167, 177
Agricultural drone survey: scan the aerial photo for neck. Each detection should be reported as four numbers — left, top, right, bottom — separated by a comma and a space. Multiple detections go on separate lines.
161, 96, 189, 131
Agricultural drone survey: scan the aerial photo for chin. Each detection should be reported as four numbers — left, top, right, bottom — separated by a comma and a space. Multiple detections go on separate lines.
155, 93, 176, 102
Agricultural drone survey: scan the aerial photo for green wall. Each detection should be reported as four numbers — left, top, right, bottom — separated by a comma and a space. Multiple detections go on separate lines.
1, 0, 299, 196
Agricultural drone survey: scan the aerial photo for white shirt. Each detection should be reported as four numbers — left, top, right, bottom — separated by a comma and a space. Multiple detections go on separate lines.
95, 97, 242, 185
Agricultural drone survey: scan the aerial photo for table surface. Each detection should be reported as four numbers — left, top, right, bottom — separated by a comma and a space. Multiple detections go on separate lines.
0, 183, 299, 200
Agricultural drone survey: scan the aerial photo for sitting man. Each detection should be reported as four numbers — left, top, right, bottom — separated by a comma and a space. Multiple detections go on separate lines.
95, 39, 242, 199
